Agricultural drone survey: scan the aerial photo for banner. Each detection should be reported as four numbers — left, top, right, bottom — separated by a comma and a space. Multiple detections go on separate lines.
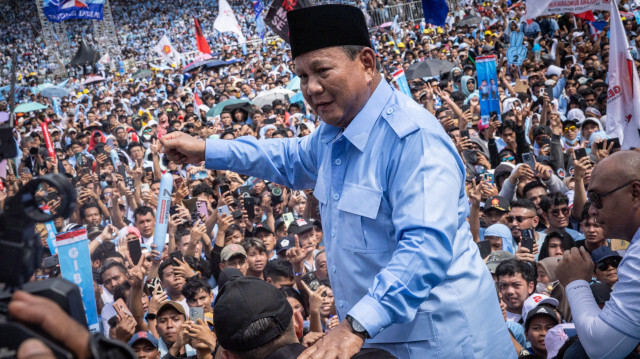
476, 55, 501, 126
56, 228, 100, 333
153, 35, 182, 65
265, 0, 314, 43
392, 69, 411, 96
524, 0, 611, 21
606, 1, 640, 149
214, 0, 247, 43
153, 173, 173, 257
41, 205, 57, 255
43, 0, 105, 23
422, 0, 449, 27
254, 0, 267, 39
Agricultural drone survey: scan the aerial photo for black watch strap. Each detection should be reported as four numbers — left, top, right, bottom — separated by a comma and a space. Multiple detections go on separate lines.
145, 313, 157, 321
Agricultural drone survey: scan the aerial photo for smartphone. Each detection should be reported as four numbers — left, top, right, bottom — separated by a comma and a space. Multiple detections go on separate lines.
597, 137, 621, 150
169, 250, 184, 264
575, 148, 588, 160
483, 172, 494, 186
174, 177, 184, 190
189, 307, 205, 323
169, 205, 179, 217
243, 197, 256, 219
237, 185, 251, 196
43, 255, 59, 269
127, 240, 142, 265
117, 164, 127, 178
301, 272, 320, 292
539, 88, 545, 97
219, 184, 230, 196
146, 277, 164, 296
460, 129, 470, 139
217, 205, 230, 217
282, 212, 294, 229
196, 200, 209, 219
545, 85, 554, 98
540, 138, 552, 148
522, 152, 536, 173
140, 183, 150, 194
520, 229, 535, 252
113, 298, 133, 318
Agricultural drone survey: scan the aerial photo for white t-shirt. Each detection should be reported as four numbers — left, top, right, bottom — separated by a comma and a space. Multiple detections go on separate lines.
505, 310, 522, 324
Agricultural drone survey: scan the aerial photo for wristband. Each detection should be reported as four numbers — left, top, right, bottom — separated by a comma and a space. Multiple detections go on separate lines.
96, 236, 103, 245
294, 271, 304, 276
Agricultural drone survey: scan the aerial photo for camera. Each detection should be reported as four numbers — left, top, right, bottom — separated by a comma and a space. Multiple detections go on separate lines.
267, 183, 283, 205
29, 146, 39, 156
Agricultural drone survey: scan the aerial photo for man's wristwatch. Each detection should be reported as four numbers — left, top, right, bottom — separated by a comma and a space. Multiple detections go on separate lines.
346, 315, 371, 339
145, 313, 157, 321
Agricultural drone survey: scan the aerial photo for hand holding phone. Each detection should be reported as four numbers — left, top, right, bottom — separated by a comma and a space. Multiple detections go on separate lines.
520, 229, 535, 252
189, 307, 205, 322
114, 298, 133, 318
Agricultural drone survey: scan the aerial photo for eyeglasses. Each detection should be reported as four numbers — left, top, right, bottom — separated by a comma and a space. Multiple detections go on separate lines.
563, 125, 577, 133
550, 207, 570, 217
506, 215, 535, 223
501, 156, 515, 162
596, 258, 620, 271
588, 180, 639, 209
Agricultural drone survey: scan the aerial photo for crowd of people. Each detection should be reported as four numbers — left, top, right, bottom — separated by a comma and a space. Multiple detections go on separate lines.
3, 0, 640, 358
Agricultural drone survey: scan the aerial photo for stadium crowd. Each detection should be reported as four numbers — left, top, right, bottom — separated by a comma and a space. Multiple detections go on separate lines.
3, 0, 640, 358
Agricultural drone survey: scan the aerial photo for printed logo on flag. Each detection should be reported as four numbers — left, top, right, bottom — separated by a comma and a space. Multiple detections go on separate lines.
43, 0, 104, 22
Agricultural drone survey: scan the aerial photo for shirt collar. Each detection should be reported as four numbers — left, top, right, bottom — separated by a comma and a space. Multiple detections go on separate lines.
343, 80, 394, 152
632, 226, 640, 244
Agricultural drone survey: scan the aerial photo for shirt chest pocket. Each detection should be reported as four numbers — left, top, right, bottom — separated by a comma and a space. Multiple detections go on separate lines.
337, 183, 389, 253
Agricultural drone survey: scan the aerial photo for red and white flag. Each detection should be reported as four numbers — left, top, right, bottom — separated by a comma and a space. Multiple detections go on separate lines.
606, 1, 640, 149
194, 18, 211, 55
193, 92, 203, 120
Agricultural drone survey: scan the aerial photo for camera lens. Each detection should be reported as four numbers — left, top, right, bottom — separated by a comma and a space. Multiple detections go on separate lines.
271, 187, 283, 197
29, 147, 38, 156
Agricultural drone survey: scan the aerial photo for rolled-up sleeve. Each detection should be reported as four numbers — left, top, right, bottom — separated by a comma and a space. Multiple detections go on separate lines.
205, 133, 319, 189
347, 129, 462, 335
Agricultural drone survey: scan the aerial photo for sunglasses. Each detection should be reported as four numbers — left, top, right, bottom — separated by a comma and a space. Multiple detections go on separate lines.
506, 215, 534, 223
588, 180, 639, 209
501, 156, 515, 162
596, 258, 620, 271
563, 125, 577, 133
551, 207, 570, 217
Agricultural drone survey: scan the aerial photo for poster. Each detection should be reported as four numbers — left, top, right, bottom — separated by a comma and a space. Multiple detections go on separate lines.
476, 55, 501, 126
43, 0, 105, 23
264, 0, 314, 43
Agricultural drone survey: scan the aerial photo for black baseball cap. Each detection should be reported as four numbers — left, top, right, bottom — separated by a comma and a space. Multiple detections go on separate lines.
483, 196, 511, 213
214, 268, 293, 352
287, 218, 314, 235
524, 305, 559, 330
275, 235, 295, 254
254, 222, 274, 236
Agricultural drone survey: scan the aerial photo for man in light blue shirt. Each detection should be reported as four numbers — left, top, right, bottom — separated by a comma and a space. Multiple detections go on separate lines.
161, 4, 515, 358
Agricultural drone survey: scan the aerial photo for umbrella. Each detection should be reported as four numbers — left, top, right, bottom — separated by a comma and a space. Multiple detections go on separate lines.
40, 86, 70, 99
204, 60, 229, 69
286, 76, 300, 92
458, 16, 482, 27
252, 88, 296, 108
405, 60, 455, 80
132, 69, 153, 79
184, 60, 215, 73
14, 102, 48, 113
226, 59, 244, 65
206, 98, 253, 117
82, 76, 106, 85
34, 83, 55, 93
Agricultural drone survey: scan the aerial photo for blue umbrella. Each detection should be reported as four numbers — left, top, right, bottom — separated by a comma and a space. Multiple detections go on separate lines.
286, 76, 300, 92
204, 60, 229, 69
40, 86, 70, 99
14, 102, 48, 113
34, 83, 55, 93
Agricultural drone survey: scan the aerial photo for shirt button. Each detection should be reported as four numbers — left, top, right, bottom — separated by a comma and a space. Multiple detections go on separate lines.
386, 107, 394, 115
331, 229, 336, 237
332, 265, 336, 273
334, 158, 342, 165
333, 193, 340, 200
338, 300, 345, 307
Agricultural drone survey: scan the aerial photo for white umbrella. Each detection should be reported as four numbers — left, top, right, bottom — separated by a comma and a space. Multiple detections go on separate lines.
252, 88, 296, 107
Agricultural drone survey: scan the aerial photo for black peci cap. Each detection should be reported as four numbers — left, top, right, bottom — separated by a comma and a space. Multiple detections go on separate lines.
287, 5, 372, 59
213, 269, 293, 352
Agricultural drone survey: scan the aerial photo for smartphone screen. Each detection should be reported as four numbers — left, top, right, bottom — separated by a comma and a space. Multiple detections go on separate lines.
575, 148, 588, 160
301, 272, 320, 291
127, 240, 142, 265
522, 152, 536, 173
219, 184, 230, 196
460, 130, 470, 139
483, 173, 494, 186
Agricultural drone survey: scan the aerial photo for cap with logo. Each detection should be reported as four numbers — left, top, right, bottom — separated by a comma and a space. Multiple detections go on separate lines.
524, 305, 559, 330
483, 196, 510, 213
522, 293, 559, 327
485, 250, 515, 273
128, 331, 159, 348
214, 268, 293, 352
275, 235, 295, 254
254, 222, 274, 236
221, 244, 247, 262
287, 218, 314, 235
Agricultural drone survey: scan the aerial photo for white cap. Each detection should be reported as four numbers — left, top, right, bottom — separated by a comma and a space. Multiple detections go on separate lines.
521, 293, 559, 326
566, 108, 585, 123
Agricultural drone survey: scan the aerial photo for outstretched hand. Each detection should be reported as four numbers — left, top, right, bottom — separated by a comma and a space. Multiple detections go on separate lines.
160, 132, 206, 165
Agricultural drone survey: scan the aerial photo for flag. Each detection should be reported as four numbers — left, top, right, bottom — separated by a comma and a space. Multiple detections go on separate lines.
194, 17, 211, 54
254, 0, 266, 39
214, 0, 246, 43
524, 0, 609, 20
574, 11, 596, 22
265, 0, 313, 43
43, 0, 104, 23
194, 92, 203, 120
153, 35, 181, 65
587, 21, 607, 41
253, 0, 264, 16
392, 68, 411, 96
421, 0, 449, 27
98, 53, 110, 64
606, 1, 640, 149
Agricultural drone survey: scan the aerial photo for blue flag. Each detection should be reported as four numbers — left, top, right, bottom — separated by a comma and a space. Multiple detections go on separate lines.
421, 0, 449, 27
253, 0, 264, 16
56, 228, 100, 333
43, 0, 105, 23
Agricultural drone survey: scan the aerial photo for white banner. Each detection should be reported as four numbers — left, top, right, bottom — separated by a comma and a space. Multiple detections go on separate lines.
214, 0, 246, 43
153, 35, 181, 65
606, 1, 640, 149
524, 0, 612, 20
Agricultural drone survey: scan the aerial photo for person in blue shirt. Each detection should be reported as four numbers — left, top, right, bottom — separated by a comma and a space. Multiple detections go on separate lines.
160, 4, 515, 359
